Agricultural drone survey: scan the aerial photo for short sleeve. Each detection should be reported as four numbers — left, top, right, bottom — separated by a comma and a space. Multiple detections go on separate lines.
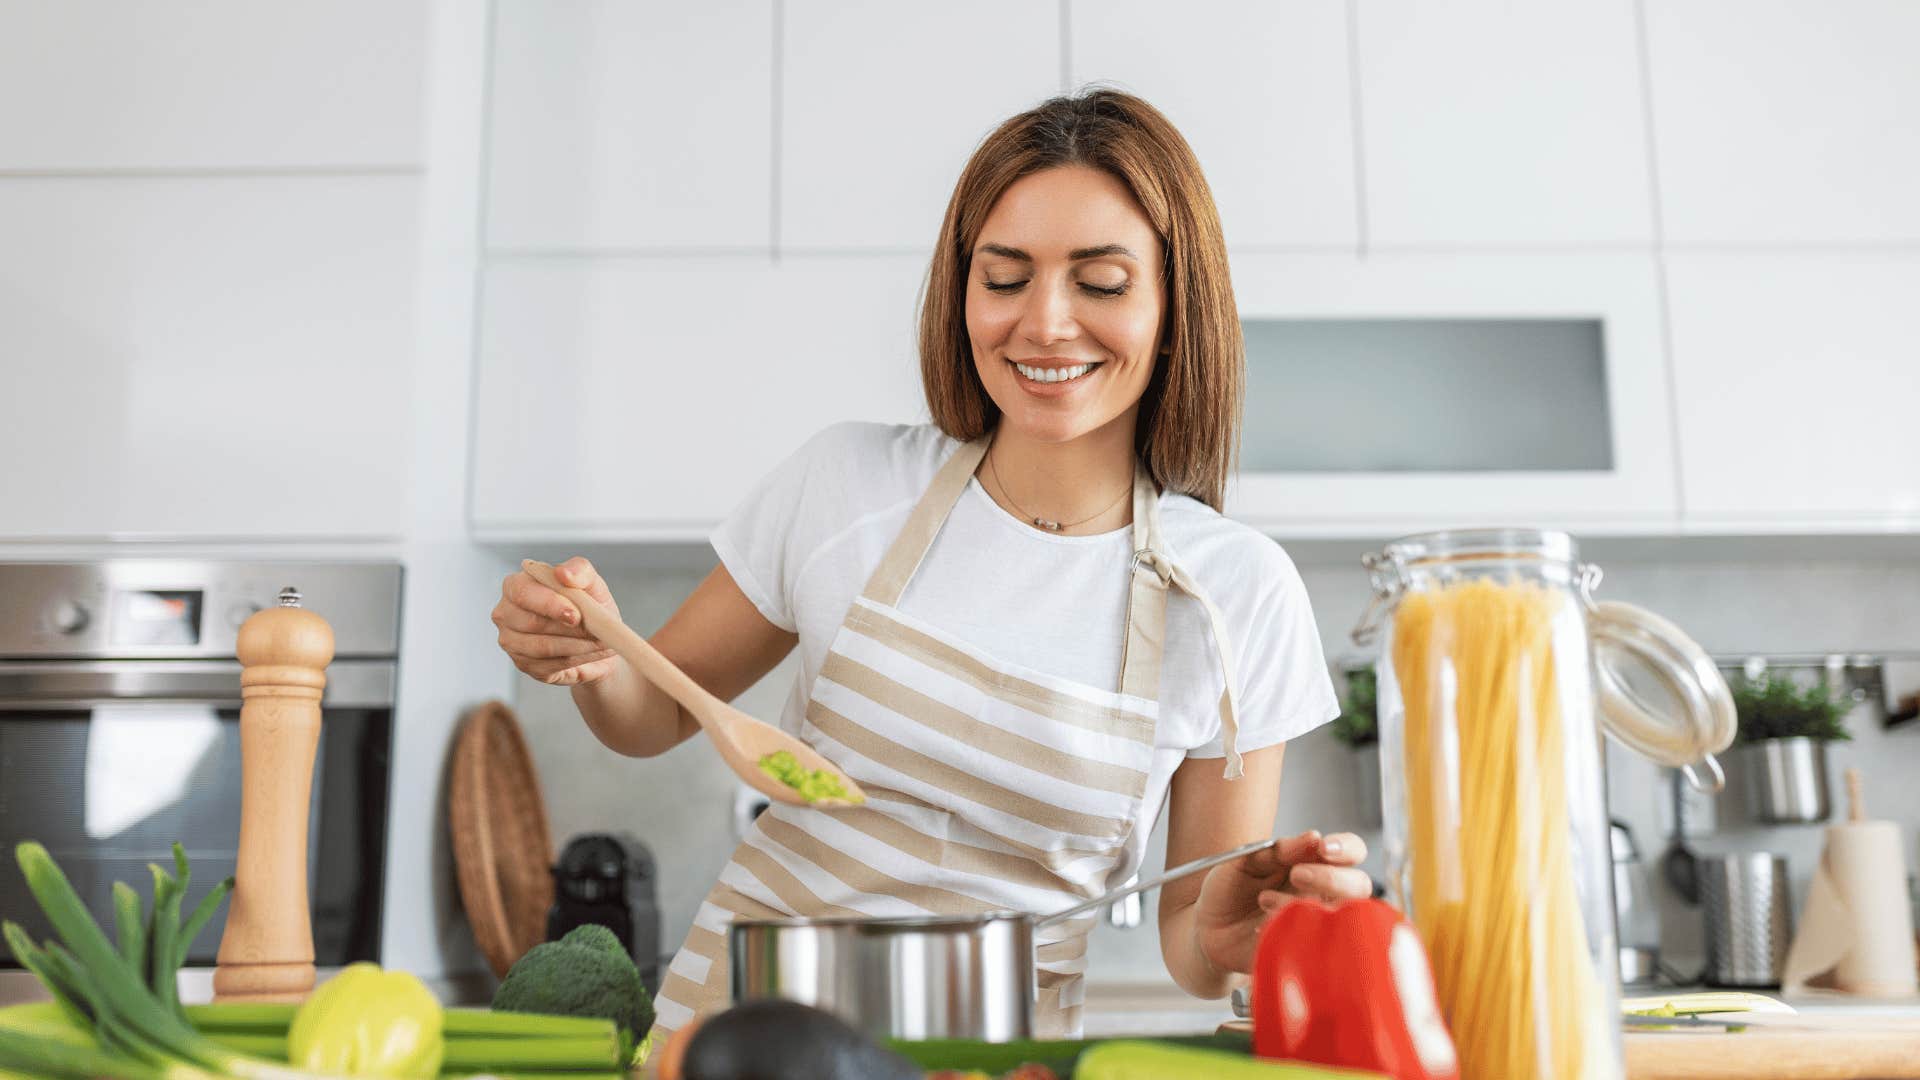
1186, 541, 1340, 759
707, 424, 863, 633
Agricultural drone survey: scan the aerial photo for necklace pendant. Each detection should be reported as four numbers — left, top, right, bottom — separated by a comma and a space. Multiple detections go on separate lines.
1034, 517, 1062, 531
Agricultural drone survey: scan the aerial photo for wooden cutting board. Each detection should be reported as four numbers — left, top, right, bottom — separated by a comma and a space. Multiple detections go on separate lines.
1224, 1014, 1920, 1079
1625, 1011, 1920, 1080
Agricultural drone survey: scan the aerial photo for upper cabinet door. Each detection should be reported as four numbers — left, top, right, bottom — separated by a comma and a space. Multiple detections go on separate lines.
780, 1, 1060, 251
1665, 254, 1920, 528
486, 0, 774, 251
0, 178, 418, 541
0, 0, 426, 170
1647, 1, 1920, 247
471, 257, 929, 540
1356, 0, 1654, 248
1068, 0, 1357, 250
1225, 253, 1678, 535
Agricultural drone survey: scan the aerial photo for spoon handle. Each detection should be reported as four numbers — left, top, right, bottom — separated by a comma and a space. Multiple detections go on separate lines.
1037, 835, 1278, 929
520, 560, 725, 733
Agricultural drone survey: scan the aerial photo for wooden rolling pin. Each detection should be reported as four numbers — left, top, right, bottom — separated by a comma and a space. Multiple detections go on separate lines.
212, 586, 333, 1003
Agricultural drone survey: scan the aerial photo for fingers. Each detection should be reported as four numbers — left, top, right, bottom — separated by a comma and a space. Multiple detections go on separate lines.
491, 596, 590, 639
1285, 863, 1374, 902
518, 651, 618, 685
1317, 832, 1367, 866
501, 570, 582, 627
1238, 829, 1322, 879
496, 626, 608, 660
555, 556, 616, 607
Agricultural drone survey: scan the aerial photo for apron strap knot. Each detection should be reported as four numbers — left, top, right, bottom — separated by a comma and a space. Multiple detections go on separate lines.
1124, 540, 1246, 781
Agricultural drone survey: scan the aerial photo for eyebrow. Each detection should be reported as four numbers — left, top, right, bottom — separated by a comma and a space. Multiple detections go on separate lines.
975, 242, 1138, 262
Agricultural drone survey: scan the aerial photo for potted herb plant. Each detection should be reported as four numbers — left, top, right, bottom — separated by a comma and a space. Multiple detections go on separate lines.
1330, 665, 1381, 828
1731, 671, 1852, 824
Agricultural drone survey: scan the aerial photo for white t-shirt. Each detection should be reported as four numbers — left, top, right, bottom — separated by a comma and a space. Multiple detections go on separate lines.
710, 421, 1339, 873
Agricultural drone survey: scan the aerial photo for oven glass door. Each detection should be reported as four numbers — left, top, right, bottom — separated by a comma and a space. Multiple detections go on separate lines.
0, 701, 390, 968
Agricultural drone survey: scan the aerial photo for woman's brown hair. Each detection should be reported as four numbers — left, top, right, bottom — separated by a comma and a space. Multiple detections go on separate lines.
919, 87, 1243, 512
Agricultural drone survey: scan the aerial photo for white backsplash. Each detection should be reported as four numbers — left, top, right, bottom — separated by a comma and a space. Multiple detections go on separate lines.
509, 546, 1920, 992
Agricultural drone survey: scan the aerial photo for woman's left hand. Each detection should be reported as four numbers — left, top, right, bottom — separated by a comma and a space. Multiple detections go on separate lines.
1192, 829, 1372, 975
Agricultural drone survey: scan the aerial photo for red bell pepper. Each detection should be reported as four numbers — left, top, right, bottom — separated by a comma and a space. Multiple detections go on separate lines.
1252, 898, 1458, 1080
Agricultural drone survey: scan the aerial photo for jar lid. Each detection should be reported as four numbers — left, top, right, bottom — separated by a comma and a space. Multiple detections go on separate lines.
1380, 526, 1578, 570
1591, 600, 1738, 782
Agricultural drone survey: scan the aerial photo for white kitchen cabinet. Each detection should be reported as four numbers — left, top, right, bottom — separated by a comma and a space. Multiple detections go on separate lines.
470, 256, 929, 540
1355, 0, 1654, 249
485, 0, 774, 251
1646, 0, 1920, 247
779, 1, 1059, 251
1068, 0, 1356, 250
0, 177, 418, 541
0, 0, 426, 171
1664, 254, 1920, 528
1224, 253, 1678, 534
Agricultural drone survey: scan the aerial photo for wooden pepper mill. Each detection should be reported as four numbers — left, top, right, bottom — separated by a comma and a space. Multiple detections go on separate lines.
212, 585, 334, 1003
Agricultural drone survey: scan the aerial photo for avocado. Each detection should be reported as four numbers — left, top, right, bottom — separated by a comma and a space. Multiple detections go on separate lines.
681, 999, 919, 1080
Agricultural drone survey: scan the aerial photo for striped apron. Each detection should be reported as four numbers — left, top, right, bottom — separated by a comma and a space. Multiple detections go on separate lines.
652, 433, 1245, 1039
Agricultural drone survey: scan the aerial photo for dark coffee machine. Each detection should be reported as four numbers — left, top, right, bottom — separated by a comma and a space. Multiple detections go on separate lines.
545, 833, 661, 993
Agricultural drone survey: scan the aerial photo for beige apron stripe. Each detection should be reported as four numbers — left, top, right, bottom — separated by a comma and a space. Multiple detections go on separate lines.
809, 701, 1131, 842
1036, 935, 1089, 963
1052, 1004, 1082, 1036
704, 885, 790, 921
1038, 969, 1083, 991
862, 437, 990, 607
825, 803, 1102, 900
682, 926, 727, 964
820, 652, 1150, 795
730, 842, 868, 919
758, 815, 1006, 916
859, 788, 1119, 883
656, 970, 724, 1024
843, 603, 1154, 743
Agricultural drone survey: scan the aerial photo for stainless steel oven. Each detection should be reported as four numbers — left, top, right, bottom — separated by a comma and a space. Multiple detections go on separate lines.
0, 561, 401, 1005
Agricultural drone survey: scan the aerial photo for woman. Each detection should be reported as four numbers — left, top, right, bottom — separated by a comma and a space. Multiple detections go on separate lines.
492, 89, 1371, 1038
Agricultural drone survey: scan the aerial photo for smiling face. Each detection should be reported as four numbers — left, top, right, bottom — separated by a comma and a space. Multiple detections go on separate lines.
965, 165, 1167, 445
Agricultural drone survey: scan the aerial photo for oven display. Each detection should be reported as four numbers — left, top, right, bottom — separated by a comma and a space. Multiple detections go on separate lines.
110, 590, 203, 646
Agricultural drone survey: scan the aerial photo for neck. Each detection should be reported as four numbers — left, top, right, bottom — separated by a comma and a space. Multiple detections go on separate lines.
981, 413, 1140, 535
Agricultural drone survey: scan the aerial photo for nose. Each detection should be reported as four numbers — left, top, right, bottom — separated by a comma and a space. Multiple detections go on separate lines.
1015, 276, 1077, 347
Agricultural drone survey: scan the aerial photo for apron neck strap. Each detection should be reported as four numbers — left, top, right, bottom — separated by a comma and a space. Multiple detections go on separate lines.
860, 434, 990, 608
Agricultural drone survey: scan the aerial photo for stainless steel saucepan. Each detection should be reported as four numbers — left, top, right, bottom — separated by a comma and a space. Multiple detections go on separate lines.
728, 835, 1277, 1042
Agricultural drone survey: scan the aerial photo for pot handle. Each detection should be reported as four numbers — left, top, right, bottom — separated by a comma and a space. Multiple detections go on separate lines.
1589, 599, 1737, 792
1036, 835, 1277, 930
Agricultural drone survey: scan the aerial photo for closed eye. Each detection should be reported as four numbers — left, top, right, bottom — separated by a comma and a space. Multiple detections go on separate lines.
981, 280, 1130, 298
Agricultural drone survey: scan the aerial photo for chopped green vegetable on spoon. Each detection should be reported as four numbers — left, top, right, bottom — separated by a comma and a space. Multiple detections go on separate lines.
757, 749, 861, 804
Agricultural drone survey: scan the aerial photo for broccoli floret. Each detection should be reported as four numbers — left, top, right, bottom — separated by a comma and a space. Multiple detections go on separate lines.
491, 924, 654, 1041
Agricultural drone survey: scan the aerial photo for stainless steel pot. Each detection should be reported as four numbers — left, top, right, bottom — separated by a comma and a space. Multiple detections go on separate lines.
729, 836, 1274, 1042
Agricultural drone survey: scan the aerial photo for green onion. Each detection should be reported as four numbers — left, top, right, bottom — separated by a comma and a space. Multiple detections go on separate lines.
9, 842, 325, 1080
202, 1031, 289, 1059
114, 881, 147, 973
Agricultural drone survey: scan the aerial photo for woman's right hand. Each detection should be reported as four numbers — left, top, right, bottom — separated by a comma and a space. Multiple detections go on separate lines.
493, 556, 623, 686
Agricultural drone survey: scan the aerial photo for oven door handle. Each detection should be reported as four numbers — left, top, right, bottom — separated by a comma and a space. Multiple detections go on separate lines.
0, 659, 396, 710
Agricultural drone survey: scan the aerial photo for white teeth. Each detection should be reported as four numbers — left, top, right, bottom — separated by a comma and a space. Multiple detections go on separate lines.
1013, 361, 1096, 384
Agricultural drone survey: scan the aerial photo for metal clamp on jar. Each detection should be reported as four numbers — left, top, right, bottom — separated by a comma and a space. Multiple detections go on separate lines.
1352, 528, 1736, 1080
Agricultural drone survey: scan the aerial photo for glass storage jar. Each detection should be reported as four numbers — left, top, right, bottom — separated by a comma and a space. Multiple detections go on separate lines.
1353, 529, 1735, 1080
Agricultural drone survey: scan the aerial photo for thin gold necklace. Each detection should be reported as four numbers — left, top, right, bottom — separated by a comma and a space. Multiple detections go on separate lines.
985, 446, 1132, 532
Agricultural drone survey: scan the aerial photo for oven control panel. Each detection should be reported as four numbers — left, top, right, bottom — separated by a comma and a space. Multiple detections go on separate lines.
0, 562, 401, 659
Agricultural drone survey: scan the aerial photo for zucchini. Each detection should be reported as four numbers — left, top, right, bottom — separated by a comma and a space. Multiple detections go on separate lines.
1074, 1041, 1389, 1079
890, 1031, 1253, 1075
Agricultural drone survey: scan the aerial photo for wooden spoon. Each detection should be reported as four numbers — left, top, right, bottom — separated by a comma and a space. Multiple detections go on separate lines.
519, 559, 864, 809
